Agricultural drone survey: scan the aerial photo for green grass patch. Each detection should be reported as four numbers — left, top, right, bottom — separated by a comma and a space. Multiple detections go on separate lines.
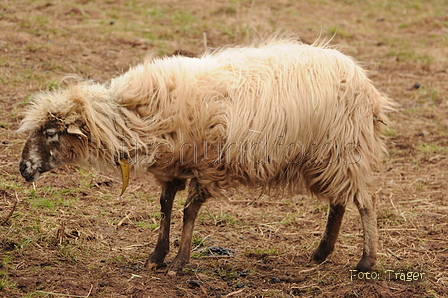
56, 245, 79, 263
0, 122, 11, 129
416, 86, 444, 105
378, 208, 403, 226
191, 231, 208, 248
0, 271, 17, 291
384, 127, 398, 138
387, 49, 433, 65
280, 213, 297, 226
417, 142, 448, 155
199, 210, 239, 226
135, 221, 159, 230
215, 267, 240, 280
27, 191, 79, 211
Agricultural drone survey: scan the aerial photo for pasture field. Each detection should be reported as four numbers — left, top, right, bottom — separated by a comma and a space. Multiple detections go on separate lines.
0, 0, 447, 297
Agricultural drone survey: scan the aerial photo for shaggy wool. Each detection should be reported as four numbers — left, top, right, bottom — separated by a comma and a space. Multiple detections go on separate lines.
19, 37, 394, 206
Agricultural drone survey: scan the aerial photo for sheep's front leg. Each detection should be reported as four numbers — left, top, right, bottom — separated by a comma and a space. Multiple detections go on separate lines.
310, 203, 346, 264
354, 195, 378, 272
146, 179, 186, 270
167, 178, 210, 275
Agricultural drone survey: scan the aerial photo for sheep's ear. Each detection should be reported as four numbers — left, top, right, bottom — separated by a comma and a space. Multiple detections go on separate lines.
67, 124, 87, 138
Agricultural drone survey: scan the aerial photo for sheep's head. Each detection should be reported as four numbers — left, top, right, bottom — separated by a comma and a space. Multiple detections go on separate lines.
18, 87, 93, 182
19, 83, 132, 195
19, 121, 88, 182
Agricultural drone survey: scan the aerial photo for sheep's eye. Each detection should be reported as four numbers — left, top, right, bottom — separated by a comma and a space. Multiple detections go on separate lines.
45, 128, 58, 137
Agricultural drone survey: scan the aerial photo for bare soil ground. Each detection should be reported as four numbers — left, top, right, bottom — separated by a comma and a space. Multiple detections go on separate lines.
0, 0, 447, 297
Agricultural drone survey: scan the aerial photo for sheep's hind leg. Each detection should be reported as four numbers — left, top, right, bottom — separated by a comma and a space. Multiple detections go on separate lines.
146, 179, 186, 270
167, 178, 210, 275
310, 203, 346, 264
354, 195, 378, 272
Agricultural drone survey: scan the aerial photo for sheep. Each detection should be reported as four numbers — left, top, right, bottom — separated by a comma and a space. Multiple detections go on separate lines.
18, 37, 394, 274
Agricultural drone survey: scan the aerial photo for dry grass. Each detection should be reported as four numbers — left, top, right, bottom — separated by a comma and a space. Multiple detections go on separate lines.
1, 0, 447, 297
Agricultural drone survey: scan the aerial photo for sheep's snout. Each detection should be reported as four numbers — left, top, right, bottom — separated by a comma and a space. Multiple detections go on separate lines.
19, 132, 54, 182
19, 159, 42, 182
19, 141, 45, 182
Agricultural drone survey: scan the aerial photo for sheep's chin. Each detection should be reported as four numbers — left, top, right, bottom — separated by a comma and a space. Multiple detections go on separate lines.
24, 171, 42, 182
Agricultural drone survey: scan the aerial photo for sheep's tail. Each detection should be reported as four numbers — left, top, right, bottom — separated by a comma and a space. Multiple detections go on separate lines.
372, 84, 396, 159
351, 80, 395, 208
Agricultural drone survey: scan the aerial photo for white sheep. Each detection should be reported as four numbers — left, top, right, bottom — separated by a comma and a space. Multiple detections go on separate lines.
18, 37, 393, 274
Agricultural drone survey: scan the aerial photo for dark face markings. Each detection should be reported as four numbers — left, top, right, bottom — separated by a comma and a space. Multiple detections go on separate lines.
19, 123, 88, 182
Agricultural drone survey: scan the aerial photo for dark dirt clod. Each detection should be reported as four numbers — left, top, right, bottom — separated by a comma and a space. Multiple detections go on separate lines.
188, 279, 202, 288
199, 246, 235, 257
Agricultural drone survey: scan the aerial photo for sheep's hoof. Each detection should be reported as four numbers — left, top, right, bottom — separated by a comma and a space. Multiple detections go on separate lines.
145, 261, 166, 271
355, 256, 376, 272
310, 248, 330, 264
165, 258, 188, 276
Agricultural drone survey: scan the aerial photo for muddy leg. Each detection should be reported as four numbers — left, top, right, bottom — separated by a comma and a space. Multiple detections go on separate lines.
145, 179, 186, 270
354, 195, 378, 272
311, 203, 346, 264
167, 178, 210, 274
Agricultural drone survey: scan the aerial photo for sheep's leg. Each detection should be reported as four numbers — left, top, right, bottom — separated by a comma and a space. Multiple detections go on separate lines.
146, 178, 186, 270
354, 195, 378, 272
167, 178, 210, 275
310, 203, 346, 264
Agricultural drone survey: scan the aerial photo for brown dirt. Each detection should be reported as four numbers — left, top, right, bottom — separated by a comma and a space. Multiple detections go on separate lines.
0, 0, 447, 297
